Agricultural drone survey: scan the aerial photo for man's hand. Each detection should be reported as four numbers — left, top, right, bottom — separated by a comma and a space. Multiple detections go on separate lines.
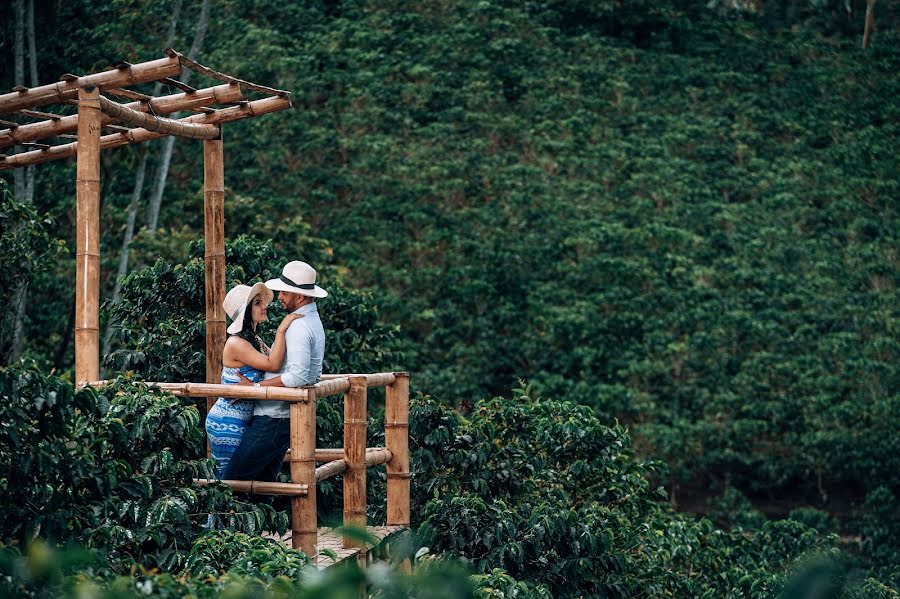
236, 372, 254, 386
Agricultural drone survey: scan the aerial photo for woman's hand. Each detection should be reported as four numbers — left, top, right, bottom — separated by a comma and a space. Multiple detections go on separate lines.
277, 313, 303, 334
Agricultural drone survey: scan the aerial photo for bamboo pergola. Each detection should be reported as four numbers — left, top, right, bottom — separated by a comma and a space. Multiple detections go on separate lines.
1, 50, 410, 564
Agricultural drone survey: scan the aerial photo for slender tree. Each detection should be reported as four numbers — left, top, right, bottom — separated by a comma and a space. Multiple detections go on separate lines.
145, 0, 211, 235
863, 0, 877, 48
102, 0, 184, 364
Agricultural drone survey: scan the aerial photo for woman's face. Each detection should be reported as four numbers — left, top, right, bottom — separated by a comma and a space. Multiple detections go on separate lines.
250, 294, 268, 325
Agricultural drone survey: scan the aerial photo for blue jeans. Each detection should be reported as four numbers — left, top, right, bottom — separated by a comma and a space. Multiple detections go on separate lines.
221, 416, 290, 485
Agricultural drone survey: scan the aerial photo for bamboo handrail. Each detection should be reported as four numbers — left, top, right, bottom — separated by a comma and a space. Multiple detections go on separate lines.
313, 377, 351, 399
194, 478, 308, 496
86, 381, 312, 402
0, 95, 291, 170
0, 84, 241, 149
0, 56, 181, 114
320, 372, 398, 387
97, 96, 220, 139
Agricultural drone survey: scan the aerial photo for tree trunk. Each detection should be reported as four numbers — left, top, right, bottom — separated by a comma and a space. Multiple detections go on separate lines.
101, 148, 148, 361
862, 0, 876, 49
146, 0, 211, 236
8, 0, 29, 363
101, 0, 183, 369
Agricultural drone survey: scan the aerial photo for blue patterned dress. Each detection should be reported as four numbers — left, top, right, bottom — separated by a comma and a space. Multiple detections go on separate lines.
205, 365, 265, 477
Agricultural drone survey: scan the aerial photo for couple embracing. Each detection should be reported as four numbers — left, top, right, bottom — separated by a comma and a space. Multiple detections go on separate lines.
205, 260, 326, 483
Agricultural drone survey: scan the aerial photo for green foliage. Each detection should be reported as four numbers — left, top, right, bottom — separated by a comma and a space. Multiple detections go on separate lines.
0, 367, 287, 573
0, 180, 61, 365
410, 388, 858, 597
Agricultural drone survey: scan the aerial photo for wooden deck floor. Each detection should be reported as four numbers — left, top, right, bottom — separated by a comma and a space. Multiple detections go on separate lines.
265, 525, 408, 568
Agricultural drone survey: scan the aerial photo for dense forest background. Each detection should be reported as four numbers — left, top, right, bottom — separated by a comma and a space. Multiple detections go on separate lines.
0, 0, 898, 597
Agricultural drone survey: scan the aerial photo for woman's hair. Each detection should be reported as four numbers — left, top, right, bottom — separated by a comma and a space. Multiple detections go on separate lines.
233, 294, 263, 353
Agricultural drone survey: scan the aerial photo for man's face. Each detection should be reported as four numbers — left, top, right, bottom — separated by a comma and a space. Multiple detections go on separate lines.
279, 290, 303, 312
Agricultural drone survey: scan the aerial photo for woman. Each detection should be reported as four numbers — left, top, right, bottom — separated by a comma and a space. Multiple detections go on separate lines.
205, 282, 301, 476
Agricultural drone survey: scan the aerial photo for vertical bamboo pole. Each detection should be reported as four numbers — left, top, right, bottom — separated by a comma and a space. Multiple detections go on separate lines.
343, 376, 368, 555
385, 373, 410, 527
203, 135, 225, 456
291, 388, 317, 560
75, 87, 101, 385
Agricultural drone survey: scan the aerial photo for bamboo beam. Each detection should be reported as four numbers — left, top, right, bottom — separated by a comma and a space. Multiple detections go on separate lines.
291, 389, 317, 558
315, 459, 347, 482
194, 478, 308, 496
98, 96, 220, 139
314, 377, 351, 399
165, 47, 291, 98
285, 446, 391, 463
149, 381, 311, 402
204, 134, 225, 459
74, 87, 101, 386
0, 55, 181, 114
320, 373, 397, 387
385, 373, 410, 527
0, 95, 291, 170
0, 83, 241, 148
344, 377, 368, 552
365, 447, 392, 467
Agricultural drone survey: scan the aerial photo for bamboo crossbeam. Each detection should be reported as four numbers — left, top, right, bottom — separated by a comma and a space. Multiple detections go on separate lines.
194, 478, 308, 496
316, 459, 347, 482
315, 451, 392, 483
97, 96, 220, 139
164, 47, 291, 98
320, 372, 398, 387
0, 95, 290, 170
365, 447, 393, 467
159, 77, 197, 93
0, 84, 242, 148
105, 88, 152, 101
18, 109, 62, 120
0, 55, 181, 114
314, 377, 351, 399
284, 447, 391, 463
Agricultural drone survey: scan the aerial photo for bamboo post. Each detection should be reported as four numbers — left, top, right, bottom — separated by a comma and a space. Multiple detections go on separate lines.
74, 87, 101, 385
290, 388, 317, 559
204, 135, 225, 456
343, 376, 368, 554
385, 373, 410, 527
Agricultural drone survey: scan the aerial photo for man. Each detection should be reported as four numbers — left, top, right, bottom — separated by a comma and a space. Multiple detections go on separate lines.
220, 260, 327, 484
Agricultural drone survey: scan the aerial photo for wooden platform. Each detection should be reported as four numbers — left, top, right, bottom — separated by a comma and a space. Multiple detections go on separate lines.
265, 525, 408, 568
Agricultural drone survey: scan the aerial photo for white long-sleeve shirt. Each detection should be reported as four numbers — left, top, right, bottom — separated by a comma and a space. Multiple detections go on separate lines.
253, 302, 325, 418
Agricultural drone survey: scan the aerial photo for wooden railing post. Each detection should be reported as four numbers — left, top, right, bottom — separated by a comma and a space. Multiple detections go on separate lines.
385, 373, 410, 527
203, 134, 225, 456
74, 86, 101, 385
343, 376, 368, 555
290, 387, 317, 560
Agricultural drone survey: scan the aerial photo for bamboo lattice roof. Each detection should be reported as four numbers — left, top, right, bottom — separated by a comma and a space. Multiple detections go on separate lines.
0, 48, 292, 171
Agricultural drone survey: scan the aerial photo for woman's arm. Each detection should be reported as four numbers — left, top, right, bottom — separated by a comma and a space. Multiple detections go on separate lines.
223, 314, 302, 372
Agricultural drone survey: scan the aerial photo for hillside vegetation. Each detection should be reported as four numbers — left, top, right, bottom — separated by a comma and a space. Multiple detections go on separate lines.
1, 0, 898, 596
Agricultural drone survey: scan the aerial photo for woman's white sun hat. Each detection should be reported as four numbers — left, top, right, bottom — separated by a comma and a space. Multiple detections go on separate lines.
224, 282, 274, 335
265, 261, 328, 298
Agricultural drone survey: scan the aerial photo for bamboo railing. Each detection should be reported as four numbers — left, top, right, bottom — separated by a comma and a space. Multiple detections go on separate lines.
97, 372, 412, 562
